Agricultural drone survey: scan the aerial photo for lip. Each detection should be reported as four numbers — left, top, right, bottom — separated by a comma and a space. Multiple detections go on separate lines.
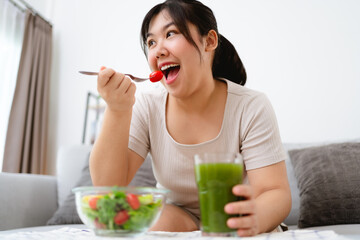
158, 62, 180, 85
158, 61, 179, 70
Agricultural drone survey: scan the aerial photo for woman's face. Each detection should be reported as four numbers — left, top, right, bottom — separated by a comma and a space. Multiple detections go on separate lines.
146, 10, 211, 97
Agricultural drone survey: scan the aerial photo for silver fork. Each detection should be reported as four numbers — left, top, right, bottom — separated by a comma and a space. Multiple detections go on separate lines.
79, 71, 150, 82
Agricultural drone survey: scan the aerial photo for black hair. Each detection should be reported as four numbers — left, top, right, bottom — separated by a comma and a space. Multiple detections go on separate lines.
140, 0, 246, 85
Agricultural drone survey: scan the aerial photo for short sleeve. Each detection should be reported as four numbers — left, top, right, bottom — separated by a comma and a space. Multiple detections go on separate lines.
240, 93, 286, 170
129, 94, 150, 159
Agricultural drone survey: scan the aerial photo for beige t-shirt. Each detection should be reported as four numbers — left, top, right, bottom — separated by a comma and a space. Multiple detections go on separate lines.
129, 79, 286, 216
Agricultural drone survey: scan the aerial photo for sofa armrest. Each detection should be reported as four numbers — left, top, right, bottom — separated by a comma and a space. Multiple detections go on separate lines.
56, 144, 92, 207
0, 172, 57, 230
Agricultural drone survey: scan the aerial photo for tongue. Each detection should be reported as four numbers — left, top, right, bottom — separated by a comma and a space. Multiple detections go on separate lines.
166, 67, 180, 84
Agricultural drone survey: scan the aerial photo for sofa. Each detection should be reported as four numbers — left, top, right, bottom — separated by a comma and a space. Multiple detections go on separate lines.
0, 140, 359, 236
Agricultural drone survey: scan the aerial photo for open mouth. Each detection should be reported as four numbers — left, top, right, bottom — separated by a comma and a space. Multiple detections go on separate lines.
161, 64, 180, 80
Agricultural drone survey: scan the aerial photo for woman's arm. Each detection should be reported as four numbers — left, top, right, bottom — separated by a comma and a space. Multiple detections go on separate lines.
225, 161, 291, 236
89, 67, 143, 186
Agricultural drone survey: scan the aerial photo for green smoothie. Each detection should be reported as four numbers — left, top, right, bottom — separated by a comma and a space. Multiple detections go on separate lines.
195, 162, 243, 233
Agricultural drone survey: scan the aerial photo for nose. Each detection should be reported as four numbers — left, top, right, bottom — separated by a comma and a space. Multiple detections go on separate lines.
156, 53, 165, 59
155, 41, 168, 59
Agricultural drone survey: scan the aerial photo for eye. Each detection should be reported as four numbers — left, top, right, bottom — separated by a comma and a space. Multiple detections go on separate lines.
166, 30, 176, 38
147, 39, 156, 48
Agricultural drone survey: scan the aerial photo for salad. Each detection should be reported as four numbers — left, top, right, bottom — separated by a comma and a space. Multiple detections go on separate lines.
81, 189, 162, 231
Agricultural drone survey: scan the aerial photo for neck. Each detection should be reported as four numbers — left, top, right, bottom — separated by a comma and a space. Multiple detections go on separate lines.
169, 77, 224, 114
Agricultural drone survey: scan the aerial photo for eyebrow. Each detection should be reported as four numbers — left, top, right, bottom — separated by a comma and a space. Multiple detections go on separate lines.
146, 22, 175, 39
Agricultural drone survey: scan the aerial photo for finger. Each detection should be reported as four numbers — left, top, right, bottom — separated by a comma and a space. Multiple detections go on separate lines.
232, 184, 253, 199
126, 82, 137, 96
98, 67, 116, 88
237, 227, 257, 237
227, 215, 256, 229
224, 199, 256, 215
105, 72, 126, 90
116, 75, 132, 94
126, 83, 137, 105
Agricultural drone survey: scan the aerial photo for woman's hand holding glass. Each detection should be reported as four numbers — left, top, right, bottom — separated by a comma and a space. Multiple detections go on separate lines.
225, 184, 260, 237
97, 67, 136, 113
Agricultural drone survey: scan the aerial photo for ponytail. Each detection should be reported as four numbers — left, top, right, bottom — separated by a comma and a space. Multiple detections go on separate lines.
212, 34, 247, 86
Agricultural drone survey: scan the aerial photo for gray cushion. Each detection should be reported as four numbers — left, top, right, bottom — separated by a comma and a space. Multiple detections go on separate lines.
128, 154, 157, 187
289, 142, 360, 228
283, 147, 300, 226
47, 154, 156, 225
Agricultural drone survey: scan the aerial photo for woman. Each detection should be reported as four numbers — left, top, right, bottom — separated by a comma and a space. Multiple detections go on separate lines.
90, 0, 291, 236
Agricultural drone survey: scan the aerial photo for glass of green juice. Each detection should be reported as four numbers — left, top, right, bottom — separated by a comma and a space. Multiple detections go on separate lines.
194, 152, 244, 237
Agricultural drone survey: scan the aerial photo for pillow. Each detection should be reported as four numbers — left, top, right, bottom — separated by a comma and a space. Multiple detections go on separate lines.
47, 153, 156, 225
289, 142, 360, 228
47, 153, 92, 224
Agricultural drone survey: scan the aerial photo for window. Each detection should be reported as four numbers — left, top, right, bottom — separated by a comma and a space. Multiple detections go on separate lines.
0, 0, 25, 170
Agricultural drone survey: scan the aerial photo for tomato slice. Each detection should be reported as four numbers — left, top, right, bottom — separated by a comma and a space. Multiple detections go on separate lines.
126, 193, 140, 210
114, 210, 129, 225
88, 197, 99, 210
149, 71, 163, 82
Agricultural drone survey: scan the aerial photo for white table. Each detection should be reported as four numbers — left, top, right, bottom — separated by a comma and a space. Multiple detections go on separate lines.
0, 227, 358, 240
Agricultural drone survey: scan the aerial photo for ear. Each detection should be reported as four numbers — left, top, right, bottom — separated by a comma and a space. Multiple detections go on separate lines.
205, 30, 218, 52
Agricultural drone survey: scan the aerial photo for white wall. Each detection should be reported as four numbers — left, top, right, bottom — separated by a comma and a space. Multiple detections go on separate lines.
44, 0, 360, 174
25, 0, 53, 19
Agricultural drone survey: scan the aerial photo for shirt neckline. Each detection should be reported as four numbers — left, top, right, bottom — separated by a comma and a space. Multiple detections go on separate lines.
162, 78, 230, 148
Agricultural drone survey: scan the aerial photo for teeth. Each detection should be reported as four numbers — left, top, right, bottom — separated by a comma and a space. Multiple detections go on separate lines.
161, 64, 180, 71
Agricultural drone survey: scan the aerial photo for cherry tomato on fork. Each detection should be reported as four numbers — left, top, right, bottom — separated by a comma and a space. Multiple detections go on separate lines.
149, 71, 163, 82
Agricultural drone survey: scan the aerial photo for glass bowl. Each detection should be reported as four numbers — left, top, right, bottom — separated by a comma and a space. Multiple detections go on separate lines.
72, 186, 169, 237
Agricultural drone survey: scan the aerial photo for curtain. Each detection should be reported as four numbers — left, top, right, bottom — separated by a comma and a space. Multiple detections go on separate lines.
0, 0, 25, 171
2, 9, 52, 174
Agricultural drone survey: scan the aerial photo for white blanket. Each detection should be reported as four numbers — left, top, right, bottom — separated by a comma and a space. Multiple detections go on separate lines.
0, 227, 353, 240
